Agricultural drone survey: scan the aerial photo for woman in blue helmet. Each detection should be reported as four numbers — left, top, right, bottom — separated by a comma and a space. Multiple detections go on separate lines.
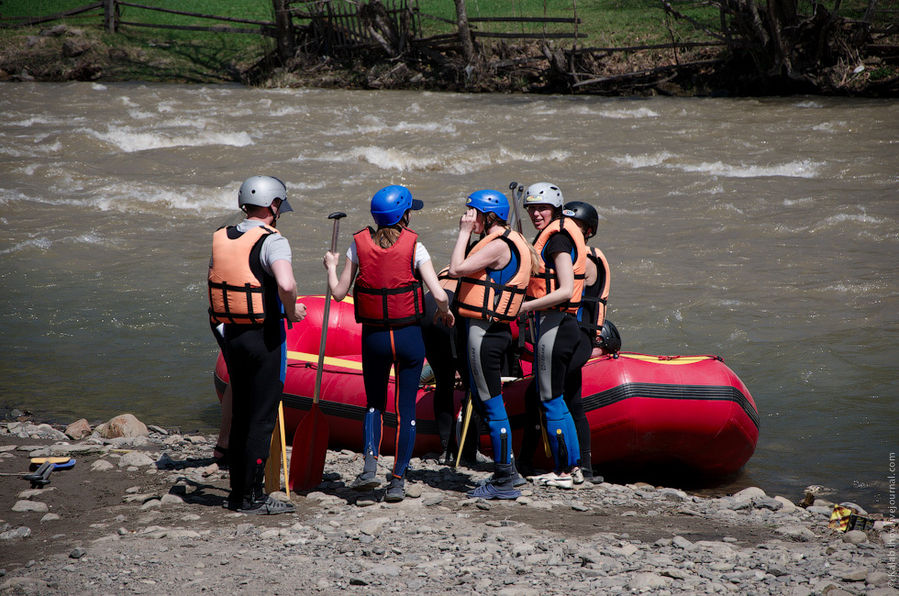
448, 190, 533, 499
324, 185, 454, 502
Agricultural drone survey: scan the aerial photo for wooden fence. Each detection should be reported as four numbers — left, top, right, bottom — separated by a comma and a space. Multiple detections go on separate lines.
2, 0, 588, 59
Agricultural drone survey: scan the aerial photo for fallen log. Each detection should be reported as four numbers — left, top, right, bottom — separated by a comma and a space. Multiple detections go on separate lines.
572, 58, 723, 88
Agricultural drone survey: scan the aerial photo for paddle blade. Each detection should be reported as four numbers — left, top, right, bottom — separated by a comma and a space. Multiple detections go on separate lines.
288, 404, 329, 491
264, 418, 283, 494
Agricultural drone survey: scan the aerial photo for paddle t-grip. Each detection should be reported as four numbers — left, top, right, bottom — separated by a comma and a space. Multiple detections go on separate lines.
315, 212, 346, 404
327, 212, 346, 253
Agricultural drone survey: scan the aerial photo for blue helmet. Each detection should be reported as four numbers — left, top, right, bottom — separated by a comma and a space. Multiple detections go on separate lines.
465, 189, 509, 221
370, 185, 423, 227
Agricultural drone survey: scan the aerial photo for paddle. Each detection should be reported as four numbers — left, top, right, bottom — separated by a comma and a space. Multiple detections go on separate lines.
289, 211, 346, 491
454, 392, 473, 469
264, 402, 289, 498
510, 180, 551, 459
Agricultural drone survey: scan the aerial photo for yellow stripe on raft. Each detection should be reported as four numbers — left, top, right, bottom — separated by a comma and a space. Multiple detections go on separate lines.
618, 353, 717, 365
298, 295, 355, 304
287, 351, 364, 372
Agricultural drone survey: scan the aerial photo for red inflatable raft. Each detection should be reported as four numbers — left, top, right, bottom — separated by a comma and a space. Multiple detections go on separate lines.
214, 295, 759, 476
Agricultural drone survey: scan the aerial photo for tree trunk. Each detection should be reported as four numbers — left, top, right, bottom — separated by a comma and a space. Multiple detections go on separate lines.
453, 0, 475, 62
273, 0, 294, 62
765, 0, 796, 75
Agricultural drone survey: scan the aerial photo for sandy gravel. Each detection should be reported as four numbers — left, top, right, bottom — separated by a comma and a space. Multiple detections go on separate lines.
1, 421, 896, 595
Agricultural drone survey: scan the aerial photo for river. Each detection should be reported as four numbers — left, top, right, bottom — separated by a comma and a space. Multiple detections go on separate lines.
0, 82, 896, 511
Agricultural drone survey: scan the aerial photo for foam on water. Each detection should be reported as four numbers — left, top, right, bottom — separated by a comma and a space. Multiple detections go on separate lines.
7, 116, 62, 127
613, 152, 823, 178
329, 118, 458, 137
812, 121, 848, 132
596, 107, 660, 119
822, 281, 888, 294
292, 145, 571, 174
611, 152, 676, 168
0, 237, 52, 255
674, 159, 822, 178
784, 197, 814, 206
81, 125, 253, 152
811, 211, 886, 231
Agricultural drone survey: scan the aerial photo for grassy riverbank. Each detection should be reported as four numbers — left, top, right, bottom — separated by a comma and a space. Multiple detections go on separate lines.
1, 0, 895, 95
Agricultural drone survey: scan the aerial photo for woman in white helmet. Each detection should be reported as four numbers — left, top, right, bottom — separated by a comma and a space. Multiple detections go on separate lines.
518, 182, 587, 489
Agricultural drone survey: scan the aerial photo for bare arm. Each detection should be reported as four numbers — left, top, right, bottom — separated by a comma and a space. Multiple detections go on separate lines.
271, 259, 304, 322
449, 209, 510, 277
323, 252, 357, 302
520, 251, 574, 313
584, 254, 597, 287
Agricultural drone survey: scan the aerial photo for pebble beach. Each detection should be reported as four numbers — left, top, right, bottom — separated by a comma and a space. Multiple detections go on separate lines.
1, 414, 896, 595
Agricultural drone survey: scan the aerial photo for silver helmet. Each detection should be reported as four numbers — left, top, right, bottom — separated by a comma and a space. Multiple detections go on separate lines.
237, 176, 293, 213
523, 182, 563, 208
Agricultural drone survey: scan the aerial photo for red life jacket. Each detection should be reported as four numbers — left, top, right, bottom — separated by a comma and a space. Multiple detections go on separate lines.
454, 229, 531, 323
208, 224, 277, 325
527, 216, 587, 314
353, 227, 425, 327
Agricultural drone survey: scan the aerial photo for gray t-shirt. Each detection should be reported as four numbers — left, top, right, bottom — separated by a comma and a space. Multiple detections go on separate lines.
209, 219, 291, 276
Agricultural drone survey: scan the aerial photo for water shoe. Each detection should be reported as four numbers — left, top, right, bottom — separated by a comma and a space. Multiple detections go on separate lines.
468, 481, 520, 500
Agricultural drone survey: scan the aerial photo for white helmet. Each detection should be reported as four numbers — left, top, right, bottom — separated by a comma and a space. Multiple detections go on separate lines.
237, 176, 293, 212
524, 182, 563, 208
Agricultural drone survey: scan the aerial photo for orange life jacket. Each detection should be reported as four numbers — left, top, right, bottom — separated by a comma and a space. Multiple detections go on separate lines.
454, 229, 531, 323
353, 226, 425, 327
578, 247, 611, 345
436, 267, 459, 294
208, 225, 277, 325
527, 216, 586, 314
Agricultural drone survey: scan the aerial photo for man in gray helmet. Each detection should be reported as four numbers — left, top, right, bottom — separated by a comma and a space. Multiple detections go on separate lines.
208, 175, 305, 514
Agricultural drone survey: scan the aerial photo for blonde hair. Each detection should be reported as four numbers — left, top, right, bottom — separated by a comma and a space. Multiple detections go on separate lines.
373, 212, 410, 248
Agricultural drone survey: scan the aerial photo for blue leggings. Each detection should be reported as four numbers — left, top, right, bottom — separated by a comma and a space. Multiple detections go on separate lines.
361, 324, 424, 479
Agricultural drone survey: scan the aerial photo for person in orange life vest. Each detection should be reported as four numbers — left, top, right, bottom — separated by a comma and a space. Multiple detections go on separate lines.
324, 185, 454, 503
447, 189, 534, 499
562, 199, 611, 484
517, 182, 585, 488
208, 175, 306, 515
566, 201, 612, 359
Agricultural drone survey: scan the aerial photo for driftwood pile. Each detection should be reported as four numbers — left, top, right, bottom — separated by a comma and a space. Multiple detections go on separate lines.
255, 0, 898, 96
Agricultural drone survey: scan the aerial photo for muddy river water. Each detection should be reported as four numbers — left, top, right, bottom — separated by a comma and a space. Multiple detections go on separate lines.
0, 82, 895, 509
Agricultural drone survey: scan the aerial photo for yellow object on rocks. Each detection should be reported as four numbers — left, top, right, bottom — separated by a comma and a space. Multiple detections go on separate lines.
829, 504, 874, 532
829, 505, 853, 531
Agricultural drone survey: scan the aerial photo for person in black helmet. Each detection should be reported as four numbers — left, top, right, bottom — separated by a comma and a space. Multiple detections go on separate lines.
208, 175, 306, 514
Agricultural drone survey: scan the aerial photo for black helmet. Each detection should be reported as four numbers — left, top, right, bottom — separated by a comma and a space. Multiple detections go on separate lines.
564, 200, 599, 239
599, 320, 621, 354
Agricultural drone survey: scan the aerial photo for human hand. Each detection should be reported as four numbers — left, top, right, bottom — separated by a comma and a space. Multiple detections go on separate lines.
458, 208, 478, 234
323, 251, 339, 270
295, 302, 307, 322
435, 309, 455, 328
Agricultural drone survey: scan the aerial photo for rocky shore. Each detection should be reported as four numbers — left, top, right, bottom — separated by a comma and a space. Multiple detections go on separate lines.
1, 413, 896, 595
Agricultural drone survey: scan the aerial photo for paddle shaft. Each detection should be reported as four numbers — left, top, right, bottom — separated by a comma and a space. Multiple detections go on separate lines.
313, 212, 346, 405
508, 181, 525, 234
454, 392, 473, 468
509, 180, 539, 357
510, 181, 547, 456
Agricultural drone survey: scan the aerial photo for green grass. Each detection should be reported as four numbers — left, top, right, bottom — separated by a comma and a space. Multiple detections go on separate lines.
1, 0, 276, 81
